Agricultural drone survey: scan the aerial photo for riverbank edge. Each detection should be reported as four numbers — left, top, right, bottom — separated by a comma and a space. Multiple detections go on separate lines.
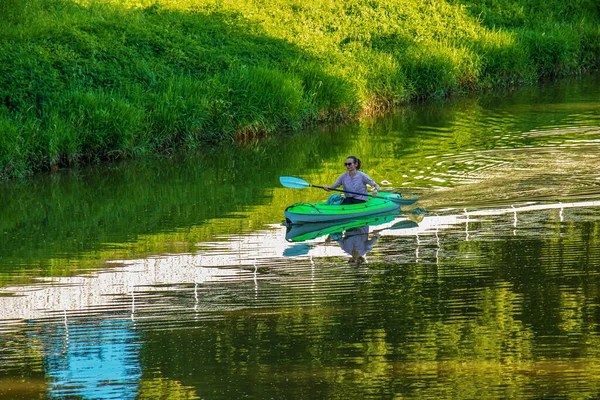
1, 0, 599, 179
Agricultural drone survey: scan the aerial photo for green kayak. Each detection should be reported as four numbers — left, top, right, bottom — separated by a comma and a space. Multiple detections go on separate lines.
284, 192, 402, 224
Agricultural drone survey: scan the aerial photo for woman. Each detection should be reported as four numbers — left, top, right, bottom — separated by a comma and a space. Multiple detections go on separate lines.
324, 156, 380, 205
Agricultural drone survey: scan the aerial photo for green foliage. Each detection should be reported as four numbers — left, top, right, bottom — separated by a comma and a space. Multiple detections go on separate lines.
0, 0, 599, 178
217, 66, 307, 134
471, 30, 533, 87
521, 23, 585, 78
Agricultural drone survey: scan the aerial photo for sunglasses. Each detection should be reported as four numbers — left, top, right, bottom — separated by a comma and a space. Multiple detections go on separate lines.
344, 162, 354, 166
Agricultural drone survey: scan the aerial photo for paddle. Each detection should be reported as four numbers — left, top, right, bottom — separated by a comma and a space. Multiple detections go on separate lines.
388, 219, 419, 230
279, 176, 418, 206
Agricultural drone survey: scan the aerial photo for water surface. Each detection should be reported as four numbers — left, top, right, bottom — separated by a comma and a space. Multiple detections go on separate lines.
1, 75, 599, 399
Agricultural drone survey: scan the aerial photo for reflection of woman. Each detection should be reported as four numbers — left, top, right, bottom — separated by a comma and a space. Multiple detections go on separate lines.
324, 156, 380, 205
336, 226, 380, 264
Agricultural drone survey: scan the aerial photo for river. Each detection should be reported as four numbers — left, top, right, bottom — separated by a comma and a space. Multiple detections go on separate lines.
1, 75, 599, 399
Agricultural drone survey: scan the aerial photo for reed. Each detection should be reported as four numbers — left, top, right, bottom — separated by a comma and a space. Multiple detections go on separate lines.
0, 0, 598, 178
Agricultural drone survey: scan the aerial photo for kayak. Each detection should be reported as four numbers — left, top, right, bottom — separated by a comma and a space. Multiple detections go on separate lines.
286, 213, 397, 242
284, 192, 402, 224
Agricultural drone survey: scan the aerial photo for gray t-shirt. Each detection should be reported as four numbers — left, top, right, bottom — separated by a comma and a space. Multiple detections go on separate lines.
331, 171, 376, 201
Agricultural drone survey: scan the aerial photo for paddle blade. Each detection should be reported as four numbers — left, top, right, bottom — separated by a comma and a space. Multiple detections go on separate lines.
280, 176, 311, 189
283, 244, 312, 257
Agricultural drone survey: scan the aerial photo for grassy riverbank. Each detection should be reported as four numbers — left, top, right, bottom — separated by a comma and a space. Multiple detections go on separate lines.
1, 0, 599, 179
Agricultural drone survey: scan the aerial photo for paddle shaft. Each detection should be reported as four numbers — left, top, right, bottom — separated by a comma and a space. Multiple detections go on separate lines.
316, 184, 417, 206
313, 184, 376, 199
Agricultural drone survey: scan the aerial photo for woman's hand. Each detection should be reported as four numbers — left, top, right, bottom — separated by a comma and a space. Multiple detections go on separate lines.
324, 186, 331, 191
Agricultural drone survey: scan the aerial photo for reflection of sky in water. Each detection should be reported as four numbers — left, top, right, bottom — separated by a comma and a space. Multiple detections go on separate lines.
44, 319, 140, 399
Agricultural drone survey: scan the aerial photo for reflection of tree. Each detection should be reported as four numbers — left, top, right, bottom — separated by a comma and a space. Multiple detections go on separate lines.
1, 204, 597, 398
138, 374, 199, 400
0, 129, 348, 278
0, 331, 47, 398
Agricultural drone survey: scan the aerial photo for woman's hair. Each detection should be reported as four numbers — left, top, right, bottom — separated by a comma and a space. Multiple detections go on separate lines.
347, 155, 361, 170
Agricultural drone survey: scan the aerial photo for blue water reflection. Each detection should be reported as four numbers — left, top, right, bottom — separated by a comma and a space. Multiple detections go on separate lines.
44, 319, 141, 399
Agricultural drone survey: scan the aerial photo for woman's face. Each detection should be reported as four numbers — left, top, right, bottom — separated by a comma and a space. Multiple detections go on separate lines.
345, 158, 356, 172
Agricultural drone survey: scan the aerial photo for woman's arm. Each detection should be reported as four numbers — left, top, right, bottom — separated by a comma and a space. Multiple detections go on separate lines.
324, 174, 344, 191
362, 172, 380, 194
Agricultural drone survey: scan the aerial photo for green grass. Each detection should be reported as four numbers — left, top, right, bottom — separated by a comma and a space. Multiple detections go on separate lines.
0, 0, 599, 178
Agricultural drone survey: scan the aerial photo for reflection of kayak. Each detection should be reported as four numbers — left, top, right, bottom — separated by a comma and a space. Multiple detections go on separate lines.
284, 192, 402, 224
286, 213, 397, 242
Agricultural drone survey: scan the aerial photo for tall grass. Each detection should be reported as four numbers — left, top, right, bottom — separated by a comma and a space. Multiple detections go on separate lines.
0, 0, 599, 178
